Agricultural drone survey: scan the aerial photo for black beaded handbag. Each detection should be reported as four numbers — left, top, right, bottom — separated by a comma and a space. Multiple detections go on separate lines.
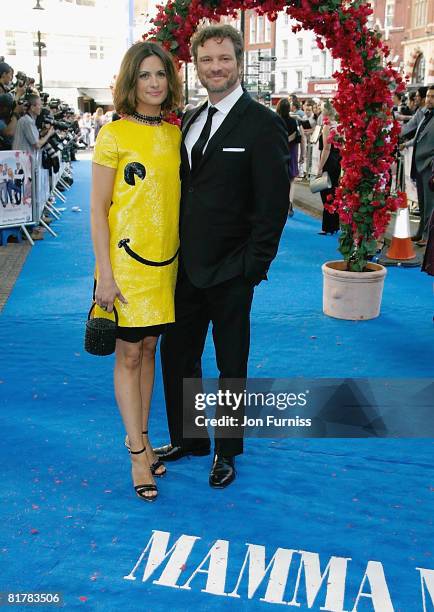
84, 302, 118, 356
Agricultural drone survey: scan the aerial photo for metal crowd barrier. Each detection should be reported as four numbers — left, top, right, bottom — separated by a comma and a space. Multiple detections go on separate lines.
0, 150, 72, 246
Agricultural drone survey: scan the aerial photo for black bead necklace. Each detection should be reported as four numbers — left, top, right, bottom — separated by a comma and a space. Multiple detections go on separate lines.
131, 110, 162, 125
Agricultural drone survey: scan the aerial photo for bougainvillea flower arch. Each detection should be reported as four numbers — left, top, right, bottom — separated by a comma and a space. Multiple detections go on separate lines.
148, 0, 406, 272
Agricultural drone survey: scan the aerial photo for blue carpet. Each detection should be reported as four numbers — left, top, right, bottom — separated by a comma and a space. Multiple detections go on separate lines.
1, 160, 433, 611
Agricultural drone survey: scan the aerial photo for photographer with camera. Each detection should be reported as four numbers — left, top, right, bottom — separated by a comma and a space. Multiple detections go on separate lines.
0, 61, 30, 149
13, 94, 54, 161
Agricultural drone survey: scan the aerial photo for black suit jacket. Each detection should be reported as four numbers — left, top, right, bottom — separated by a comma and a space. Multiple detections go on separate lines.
180, 92, 290, 288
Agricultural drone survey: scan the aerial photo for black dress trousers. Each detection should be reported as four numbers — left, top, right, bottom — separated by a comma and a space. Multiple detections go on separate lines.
161, 263, 254, 457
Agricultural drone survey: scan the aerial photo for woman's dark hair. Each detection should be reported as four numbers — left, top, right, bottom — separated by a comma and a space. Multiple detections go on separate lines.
276, 98, 290, 119
113, 41, 182, 115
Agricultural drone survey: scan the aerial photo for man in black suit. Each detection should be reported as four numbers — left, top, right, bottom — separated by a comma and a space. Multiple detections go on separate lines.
155, 24, 289, 488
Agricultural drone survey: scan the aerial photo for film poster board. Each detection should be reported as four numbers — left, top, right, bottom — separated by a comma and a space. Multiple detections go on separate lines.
0, 150, 33, 228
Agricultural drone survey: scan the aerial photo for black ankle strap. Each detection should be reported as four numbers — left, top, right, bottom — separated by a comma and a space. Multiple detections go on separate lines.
130, 447, 146, 455
142, 430, 148, 435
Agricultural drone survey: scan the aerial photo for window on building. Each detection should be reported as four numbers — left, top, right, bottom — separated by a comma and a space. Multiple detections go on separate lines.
412, 53, 425, 84
5, 31, 16, 55
296, 71, 303, 90
282, 71, 287, 90
265, 18, 271, 43
249, 17, 256, 44
385, 1, 394, 27
283, 40, 288, 58
413, 0, 427, 26
298, 38, 303, 56
33, 32, 47, 57
322, 50, 327, 75
89, 37, 104, 60
284, 13, 289, 25
257, 16, 264, 43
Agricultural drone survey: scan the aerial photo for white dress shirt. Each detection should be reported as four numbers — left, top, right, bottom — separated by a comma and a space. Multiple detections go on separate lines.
184, 84, 244, 168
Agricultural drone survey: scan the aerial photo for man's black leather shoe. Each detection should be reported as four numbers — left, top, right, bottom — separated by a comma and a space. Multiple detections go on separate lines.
153, 444, 210, 461
209, 455, 236, 488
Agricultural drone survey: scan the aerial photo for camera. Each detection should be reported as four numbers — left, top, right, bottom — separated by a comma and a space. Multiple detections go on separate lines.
14, 70, 27, 88
39, 92, 50, 105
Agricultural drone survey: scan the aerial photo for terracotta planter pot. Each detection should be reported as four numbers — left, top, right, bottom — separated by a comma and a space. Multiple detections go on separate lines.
322, 260, 387, 321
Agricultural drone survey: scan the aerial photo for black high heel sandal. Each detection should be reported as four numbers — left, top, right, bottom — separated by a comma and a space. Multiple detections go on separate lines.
143, 430, 167, 477
125, 431, 167, 477
130, 447, 158, 502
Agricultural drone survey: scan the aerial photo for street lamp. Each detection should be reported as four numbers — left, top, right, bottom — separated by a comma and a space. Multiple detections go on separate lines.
33, 0, 45, 91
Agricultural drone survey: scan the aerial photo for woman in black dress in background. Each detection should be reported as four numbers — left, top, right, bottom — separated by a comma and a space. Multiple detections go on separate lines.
317, 102, 341, 235
276, 98, 300, 216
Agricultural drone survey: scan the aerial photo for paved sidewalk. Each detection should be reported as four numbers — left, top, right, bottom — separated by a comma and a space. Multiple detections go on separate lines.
0, 242, 31, 312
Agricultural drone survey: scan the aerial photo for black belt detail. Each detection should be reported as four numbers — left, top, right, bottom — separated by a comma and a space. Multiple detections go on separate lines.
118, 238, 179, 267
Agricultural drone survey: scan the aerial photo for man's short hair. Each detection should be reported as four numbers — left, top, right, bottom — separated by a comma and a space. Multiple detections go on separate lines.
191, 25, 244, 67
291, 99, 301, 110
26, 94, 40, 108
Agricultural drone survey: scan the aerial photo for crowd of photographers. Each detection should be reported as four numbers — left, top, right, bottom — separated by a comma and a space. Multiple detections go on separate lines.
0, 57, 83, 167
0, 57, 84, 240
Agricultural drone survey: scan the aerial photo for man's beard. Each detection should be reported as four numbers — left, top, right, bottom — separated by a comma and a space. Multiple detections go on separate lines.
200, 72, 239, 94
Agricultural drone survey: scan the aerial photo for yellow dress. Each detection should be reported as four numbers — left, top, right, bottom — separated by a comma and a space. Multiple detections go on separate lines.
92, 119, 181, 327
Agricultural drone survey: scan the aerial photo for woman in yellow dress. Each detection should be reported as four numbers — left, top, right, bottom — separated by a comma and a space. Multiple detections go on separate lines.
90, 41, 182, 501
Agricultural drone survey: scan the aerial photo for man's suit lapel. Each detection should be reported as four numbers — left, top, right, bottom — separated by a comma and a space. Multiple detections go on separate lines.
199, 93, 252, 171
180, 102, 207, 171
418, 115, 433, 143
415, 110, 432, 143
182, 102, 207, 139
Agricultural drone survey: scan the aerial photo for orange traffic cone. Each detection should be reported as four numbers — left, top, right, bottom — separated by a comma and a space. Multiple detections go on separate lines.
386, 193, 416, 260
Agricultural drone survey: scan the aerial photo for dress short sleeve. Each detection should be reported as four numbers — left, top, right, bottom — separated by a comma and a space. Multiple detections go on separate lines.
92, 124, 118, 169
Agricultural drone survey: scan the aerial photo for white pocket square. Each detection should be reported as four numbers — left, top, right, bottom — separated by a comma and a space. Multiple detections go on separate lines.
222, 147, 245, 152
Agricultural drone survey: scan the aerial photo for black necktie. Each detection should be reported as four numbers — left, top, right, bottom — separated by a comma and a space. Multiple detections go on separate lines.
191, 106, 218, 172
